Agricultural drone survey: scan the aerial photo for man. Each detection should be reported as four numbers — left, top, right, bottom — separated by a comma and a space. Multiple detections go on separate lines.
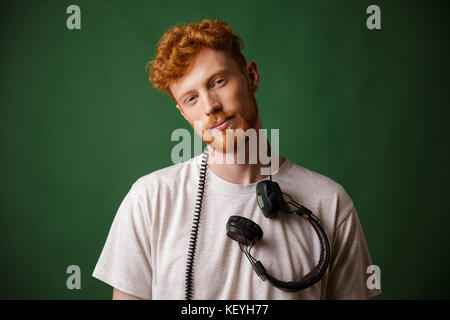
92, 18, 381, 300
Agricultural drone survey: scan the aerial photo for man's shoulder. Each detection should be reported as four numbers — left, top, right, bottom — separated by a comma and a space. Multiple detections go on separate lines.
283, 159, 354, 207
285, 159, 348, 192
130, 155, 200, 193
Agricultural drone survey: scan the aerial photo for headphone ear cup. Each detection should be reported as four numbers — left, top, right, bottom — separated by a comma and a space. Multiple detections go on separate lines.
256, 180, 284, 218
226, 216, 263, 245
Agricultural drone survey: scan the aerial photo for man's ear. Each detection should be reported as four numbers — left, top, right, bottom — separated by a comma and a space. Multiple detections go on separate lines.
176, 104, 188, 121
169, 88, 187, 121
245, 61, 260, 93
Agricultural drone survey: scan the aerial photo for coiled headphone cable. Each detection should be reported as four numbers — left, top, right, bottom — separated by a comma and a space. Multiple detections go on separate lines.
185, 150, 209, 300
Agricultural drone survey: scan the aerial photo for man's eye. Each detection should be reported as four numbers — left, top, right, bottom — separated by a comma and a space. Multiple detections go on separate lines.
214, 78, 225, 87
185, 96, 197, 104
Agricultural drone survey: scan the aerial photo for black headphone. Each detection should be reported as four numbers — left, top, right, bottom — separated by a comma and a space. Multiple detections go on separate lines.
226, 177, 331, 292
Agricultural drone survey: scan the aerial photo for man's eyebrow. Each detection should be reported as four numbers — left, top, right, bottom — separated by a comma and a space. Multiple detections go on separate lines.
178, 69, 228, 102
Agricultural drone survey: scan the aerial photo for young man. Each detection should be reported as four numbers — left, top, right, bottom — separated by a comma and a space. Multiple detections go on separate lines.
92, 19, 381, 300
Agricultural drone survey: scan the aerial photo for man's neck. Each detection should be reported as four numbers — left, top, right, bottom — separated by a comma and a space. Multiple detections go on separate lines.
206, 143, 285, 185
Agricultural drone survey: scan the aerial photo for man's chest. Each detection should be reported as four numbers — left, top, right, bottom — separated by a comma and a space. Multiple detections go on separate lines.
150, 193, 325, 299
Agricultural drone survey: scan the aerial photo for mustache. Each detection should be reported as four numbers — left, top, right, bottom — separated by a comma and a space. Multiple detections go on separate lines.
206, 111, 236, 130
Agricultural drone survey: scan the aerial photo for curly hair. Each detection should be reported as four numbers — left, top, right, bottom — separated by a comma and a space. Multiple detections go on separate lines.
145, 18, 247, 96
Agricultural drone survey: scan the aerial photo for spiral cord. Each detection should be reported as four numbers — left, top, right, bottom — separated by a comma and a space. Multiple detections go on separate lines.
185, 150, 209, 300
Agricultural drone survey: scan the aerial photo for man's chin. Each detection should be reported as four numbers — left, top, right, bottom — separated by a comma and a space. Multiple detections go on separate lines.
206, 139, 235, 154
205, 134, 248, 157
202, 121, 253, 154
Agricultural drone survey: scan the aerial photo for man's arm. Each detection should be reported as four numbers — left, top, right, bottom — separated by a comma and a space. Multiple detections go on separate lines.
113, 288, 145, 300
92, 183, 153, 300
326, 206, 382, 299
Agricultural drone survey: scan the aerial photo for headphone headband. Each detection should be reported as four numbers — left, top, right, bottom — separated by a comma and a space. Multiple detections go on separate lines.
226, 179, 331, 292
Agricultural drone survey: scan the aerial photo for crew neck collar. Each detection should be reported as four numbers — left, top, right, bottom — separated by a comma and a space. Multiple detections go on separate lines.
193, 153, 293, 195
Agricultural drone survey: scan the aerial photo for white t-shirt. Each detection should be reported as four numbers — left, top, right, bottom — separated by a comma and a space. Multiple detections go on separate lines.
92, 154, 382, 299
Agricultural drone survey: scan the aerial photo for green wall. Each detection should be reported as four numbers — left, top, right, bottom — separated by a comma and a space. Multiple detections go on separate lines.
1, 0, 449, 299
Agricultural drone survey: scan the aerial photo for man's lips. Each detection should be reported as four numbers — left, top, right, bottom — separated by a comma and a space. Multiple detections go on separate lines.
210, 116, 234, 130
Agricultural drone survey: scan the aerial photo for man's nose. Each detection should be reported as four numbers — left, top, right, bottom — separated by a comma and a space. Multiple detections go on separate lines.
203, 92, 222, 116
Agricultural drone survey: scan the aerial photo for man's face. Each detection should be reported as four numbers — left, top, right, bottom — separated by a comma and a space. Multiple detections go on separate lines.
169, 48, 260, 153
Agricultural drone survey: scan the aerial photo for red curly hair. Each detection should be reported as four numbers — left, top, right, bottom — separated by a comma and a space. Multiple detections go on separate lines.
145, 18, 247, 96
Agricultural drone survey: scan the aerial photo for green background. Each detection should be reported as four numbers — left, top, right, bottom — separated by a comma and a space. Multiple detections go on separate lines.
1, 0, 449, 299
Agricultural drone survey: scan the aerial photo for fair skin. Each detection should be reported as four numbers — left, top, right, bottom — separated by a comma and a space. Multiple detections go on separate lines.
112, 47, 284, 300
113, 288, 143, 300
170, 47, 284, 184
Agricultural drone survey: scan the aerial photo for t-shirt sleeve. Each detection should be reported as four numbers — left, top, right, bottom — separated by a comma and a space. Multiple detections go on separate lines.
92, 184, 153, 299
325, 206, 382, 299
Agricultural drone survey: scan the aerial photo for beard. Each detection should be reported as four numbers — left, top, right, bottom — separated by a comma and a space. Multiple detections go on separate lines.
198, 98, 259, 154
